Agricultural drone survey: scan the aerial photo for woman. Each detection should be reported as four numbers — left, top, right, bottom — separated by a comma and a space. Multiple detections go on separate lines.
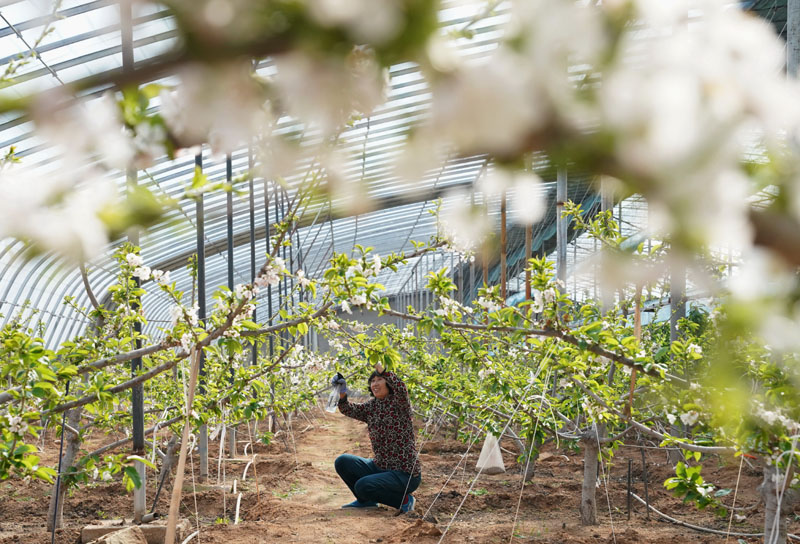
331, 363, 421, 513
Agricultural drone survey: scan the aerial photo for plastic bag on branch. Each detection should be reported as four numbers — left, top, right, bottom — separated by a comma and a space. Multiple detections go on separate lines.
476, 433, 505, 474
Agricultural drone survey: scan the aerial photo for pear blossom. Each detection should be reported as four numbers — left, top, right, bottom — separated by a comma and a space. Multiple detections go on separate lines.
255, 267, 280, 288
7, 414, 27, 434
688, 343, 702, 356
341, 300, 352, 314
532, 291, 544, 313
126, 253, 143, 267
371, 254, 382, 275
151, 269, 170, 286
169, 305, 183, 328
133, 266, 151, 281
180, 333, 193, 353
680, 411, 699, 426
350, 294, 367, 306
296, 269, 312, 288
666, 413, 677, 425
186, 305, 199, 326
476, 297, 500, 313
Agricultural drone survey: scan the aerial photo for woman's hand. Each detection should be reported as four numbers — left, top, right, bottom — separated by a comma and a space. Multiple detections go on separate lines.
375, 362, 384, 374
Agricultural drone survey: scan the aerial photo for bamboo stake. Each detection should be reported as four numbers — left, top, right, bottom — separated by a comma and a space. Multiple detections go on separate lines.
627, 284, 642, 418
165, 347, 201, 544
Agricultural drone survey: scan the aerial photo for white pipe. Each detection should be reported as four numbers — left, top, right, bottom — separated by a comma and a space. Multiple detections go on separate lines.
242, 454, 257, 481
232, 479, 237, 494
217, 424, 226, 484
234, 492, 242, 524
180, 530, 199, 544
243, 442, 251, 456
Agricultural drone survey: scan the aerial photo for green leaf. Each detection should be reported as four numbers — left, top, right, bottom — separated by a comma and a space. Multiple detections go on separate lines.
126, 455, 157, 470
124, 466, 142, 490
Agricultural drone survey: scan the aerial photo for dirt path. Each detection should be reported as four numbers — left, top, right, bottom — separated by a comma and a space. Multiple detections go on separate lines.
0, 403, 792, 543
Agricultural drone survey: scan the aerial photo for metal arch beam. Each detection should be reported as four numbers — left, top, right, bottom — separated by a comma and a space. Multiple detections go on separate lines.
0, 9, 171, 66
142, 178, 477, 274
6, 29, 178, 88
0, 1, 113, 39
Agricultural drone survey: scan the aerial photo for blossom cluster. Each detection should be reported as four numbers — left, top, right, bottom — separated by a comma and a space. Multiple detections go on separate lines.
125, 253, 171, 286
433, 295, 473, 317
752, 401, 800, 434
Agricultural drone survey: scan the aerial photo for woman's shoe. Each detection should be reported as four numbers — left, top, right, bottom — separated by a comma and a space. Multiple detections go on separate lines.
341, 499, 378, 508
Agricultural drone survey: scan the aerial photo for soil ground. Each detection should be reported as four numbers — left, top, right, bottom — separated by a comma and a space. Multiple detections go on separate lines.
0, 401, 793, 543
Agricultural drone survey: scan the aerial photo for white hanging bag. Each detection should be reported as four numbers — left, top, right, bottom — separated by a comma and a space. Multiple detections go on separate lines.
476, 433, 505, 474
325, 384, 343, 413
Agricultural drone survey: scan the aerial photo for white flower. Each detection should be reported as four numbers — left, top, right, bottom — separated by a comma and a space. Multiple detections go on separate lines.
350, 294, 367, 306
133, 266, 151, 281
255, 268, 280, 288
438, 190, 491, 254
371, 254, 382, 274
431, 48, 544, 154
680, 411, 699, 426
186, 305, 199, 327
341, 300, 352, 314
151, 269, 168, 285
688, 343, 703, 356
543, 288, 556, 305
7, 414, 27, 434
532, 291, 544, 313
234, 283, 255, 300
101, 470, 112, 482
169, 305, 183, 328
308, 0, 401, 44
126, 253, 143, 267
180, 333, 193, 353
296, 269, 312, 288
132, 121, 166, 167
476, 297, 500, 313
509, 173, 547, 225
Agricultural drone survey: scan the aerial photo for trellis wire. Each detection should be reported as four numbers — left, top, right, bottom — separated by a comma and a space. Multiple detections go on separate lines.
50, 379, 70, 544
595, 423, 617, 544
724, 453, 745, 543
436, 380, 539, 544
507, 367, 552, 543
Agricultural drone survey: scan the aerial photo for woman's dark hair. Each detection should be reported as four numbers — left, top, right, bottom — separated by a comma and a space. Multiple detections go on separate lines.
366, 371, 392, 397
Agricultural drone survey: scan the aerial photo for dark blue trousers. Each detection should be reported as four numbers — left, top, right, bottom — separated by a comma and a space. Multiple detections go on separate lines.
334, 454, 421, 508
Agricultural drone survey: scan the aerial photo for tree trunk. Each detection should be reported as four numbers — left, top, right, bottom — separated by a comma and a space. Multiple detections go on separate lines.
520, 436, 539, 482
580, 426, 600, 526
47, 408, 83, 532
760, 464, 800, 544
512, 428, 540, 482
156, 434, 179, 492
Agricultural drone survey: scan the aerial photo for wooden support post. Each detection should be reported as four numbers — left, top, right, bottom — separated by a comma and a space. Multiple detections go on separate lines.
226, 153, 236, 458
196, 152, 208, 481
525, 224, 532, 300
165, 348, 201, 544
627, 284, 642, 418
500, 191, 507, 302
556, 168, 567, 287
